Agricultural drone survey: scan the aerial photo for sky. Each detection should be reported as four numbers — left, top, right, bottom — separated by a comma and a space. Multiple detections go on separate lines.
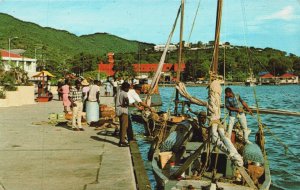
0, 0, 299, 55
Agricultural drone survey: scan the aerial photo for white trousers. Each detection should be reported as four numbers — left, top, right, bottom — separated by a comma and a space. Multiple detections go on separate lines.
227, 113, 249, 141
211, 123, 243, 167
72, 101, 83, 128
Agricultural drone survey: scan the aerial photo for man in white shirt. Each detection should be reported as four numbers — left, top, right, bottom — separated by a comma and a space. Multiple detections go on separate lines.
128, 84, 151, 110
88, 80, 100, 103
126, 84, 153, 141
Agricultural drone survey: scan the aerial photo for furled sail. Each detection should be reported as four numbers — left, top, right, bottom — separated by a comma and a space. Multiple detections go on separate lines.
208, 79, 243, 166
145, 5, 182, 106
175, 82, 207, 106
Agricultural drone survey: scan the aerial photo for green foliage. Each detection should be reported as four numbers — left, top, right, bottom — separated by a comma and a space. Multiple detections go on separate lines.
113, 54, 137, 77
0, 89, 5, 99
292, 57, 300, 76
0, 13, 299, 81
66, 53, 98, 74
0, 13, 153, 78
4, 85, 17, 91
0, 72, 16, 85
113, 45, 299, 81
0, 54, 4, 74
83, 70, 106, 80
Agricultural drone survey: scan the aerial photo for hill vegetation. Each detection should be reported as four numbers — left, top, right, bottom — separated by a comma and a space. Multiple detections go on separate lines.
0, 13, 299, 81
0, 13, 153, 76
113, 44, 300, 81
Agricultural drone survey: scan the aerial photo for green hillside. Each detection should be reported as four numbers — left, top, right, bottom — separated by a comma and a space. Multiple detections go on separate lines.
0, 13, 153, 73
0, 13, 299, 80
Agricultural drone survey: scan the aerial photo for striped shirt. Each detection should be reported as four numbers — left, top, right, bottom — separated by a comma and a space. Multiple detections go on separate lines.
70, 87, 83, 102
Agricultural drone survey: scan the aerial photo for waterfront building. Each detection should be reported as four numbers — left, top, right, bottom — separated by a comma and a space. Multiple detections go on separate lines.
98, 52, 185, 80
259, 72, 298, 85
154, 44, 177, 52
279, 73, 299, 84
0, 49, 37, 78
259, 73, 275, 84
98, 62, 185, 79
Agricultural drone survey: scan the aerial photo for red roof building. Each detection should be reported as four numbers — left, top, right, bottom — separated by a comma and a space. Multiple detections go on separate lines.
98, 63, 186, 77
0, 49, 37, 78
260, 73, 274, 78
279, 73, 298, 84
133, 63, 185, 73
98, 62, 115, 76
279, 73, 296, 78
1, 50, 23, 59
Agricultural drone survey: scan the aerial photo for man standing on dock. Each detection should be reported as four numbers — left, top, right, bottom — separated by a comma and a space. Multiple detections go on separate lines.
127, 84, 153, 141
225, 87, 252, 143
69, 80, 84, 131
88, 80, 100, 104
115, 82, 130, 147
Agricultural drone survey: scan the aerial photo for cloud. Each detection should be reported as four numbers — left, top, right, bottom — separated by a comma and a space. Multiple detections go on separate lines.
259, 6, 298, 21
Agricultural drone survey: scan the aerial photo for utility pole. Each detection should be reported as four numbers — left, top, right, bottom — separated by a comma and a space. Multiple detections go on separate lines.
8, 37, 18, 63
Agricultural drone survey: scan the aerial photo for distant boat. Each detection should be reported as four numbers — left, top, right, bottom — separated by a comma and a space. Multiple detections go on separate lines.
245, 69, 257, 86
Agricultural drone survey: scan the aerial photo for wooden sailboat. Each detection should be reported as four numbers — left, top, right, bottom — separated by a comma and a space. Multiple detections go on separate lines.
150, 1, 271, 189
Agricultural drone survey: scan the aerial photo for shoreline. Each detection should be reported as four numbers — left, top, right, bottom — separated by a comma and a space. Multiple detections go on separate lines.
158, 82, 299, 87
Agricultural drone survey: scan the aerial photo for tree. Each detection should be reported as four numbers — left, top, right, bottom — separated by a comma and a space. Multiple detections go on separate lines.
83, 70, 106, 80
67, 53, 98, 75
292, 58, 300, 76
0, 54, 4, 75
267, 57, 289, 76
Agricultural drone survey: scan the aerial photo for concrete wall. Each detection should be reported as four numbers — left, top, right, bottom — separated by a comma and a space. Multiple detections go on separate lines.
0, 86, 35, 107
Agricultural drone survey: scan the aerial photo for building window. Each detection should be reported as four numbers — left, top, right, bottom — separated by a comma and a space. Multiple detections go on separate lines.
26, 62, 32, 71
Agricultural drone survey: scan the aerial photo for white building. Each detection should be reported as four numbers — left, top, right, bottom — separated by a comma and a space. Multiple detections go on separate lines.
279, 73, 299, 84
154, 44, 177, 52
1, 49, 37, 79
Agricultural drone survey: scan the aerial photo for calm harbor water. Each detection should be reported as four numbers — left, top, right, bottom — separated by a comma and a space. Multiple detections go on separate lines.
132, 85, 300, 190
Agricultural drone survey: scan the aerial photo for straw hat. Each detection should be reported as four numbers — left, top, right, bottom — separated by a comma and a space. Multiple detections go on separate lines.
81, 79, 89, 86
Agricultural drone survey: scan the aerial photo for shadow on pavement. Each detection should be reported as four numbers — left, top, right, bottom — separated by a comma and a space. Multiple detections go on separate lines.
90, 136, 119, 146
55, 122, 73, 131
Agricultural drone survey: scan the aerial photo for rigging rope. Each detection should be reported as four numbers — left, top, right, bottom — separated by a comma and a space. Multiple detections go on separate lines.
187, 0, 202, 44
264, 125, 300, 161
239, 0, 299, 161
175, 82, 208, 106
252, 86, 300, 161
145, 4, 181, 105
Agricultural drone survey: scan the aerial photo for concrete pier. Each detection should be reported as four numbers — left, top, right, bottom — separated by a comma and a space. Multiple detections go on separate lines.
0, 100, 136, 190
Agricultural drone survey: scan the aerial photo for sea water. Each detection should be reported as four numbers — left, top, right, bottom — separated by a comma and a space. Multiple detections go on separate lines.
132, 84, 300, 190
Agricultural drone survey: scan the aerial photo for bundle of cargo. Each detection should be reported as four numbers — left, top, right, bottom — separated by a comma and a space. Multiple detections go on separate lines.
65, 112, 73, 120
99, 104, 115, 119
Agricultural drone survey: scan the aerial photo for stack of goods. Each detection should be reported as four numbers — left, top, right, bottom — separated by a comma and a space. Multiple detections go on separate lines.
141, 84, 159, 94
65, 112, 73, 120
100, 104, 115, 119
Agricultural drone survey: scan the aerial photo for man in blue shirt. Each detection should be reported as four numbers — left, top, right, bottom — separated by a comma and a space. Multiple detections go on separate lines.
225, 87, 252, 143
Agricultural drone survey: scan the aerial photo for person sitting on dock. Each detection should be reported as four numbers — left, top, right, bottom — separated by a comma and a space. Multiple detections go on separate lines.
225, 87, 252, 144
69, 80, 84, 131
115, 82, 130, 147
